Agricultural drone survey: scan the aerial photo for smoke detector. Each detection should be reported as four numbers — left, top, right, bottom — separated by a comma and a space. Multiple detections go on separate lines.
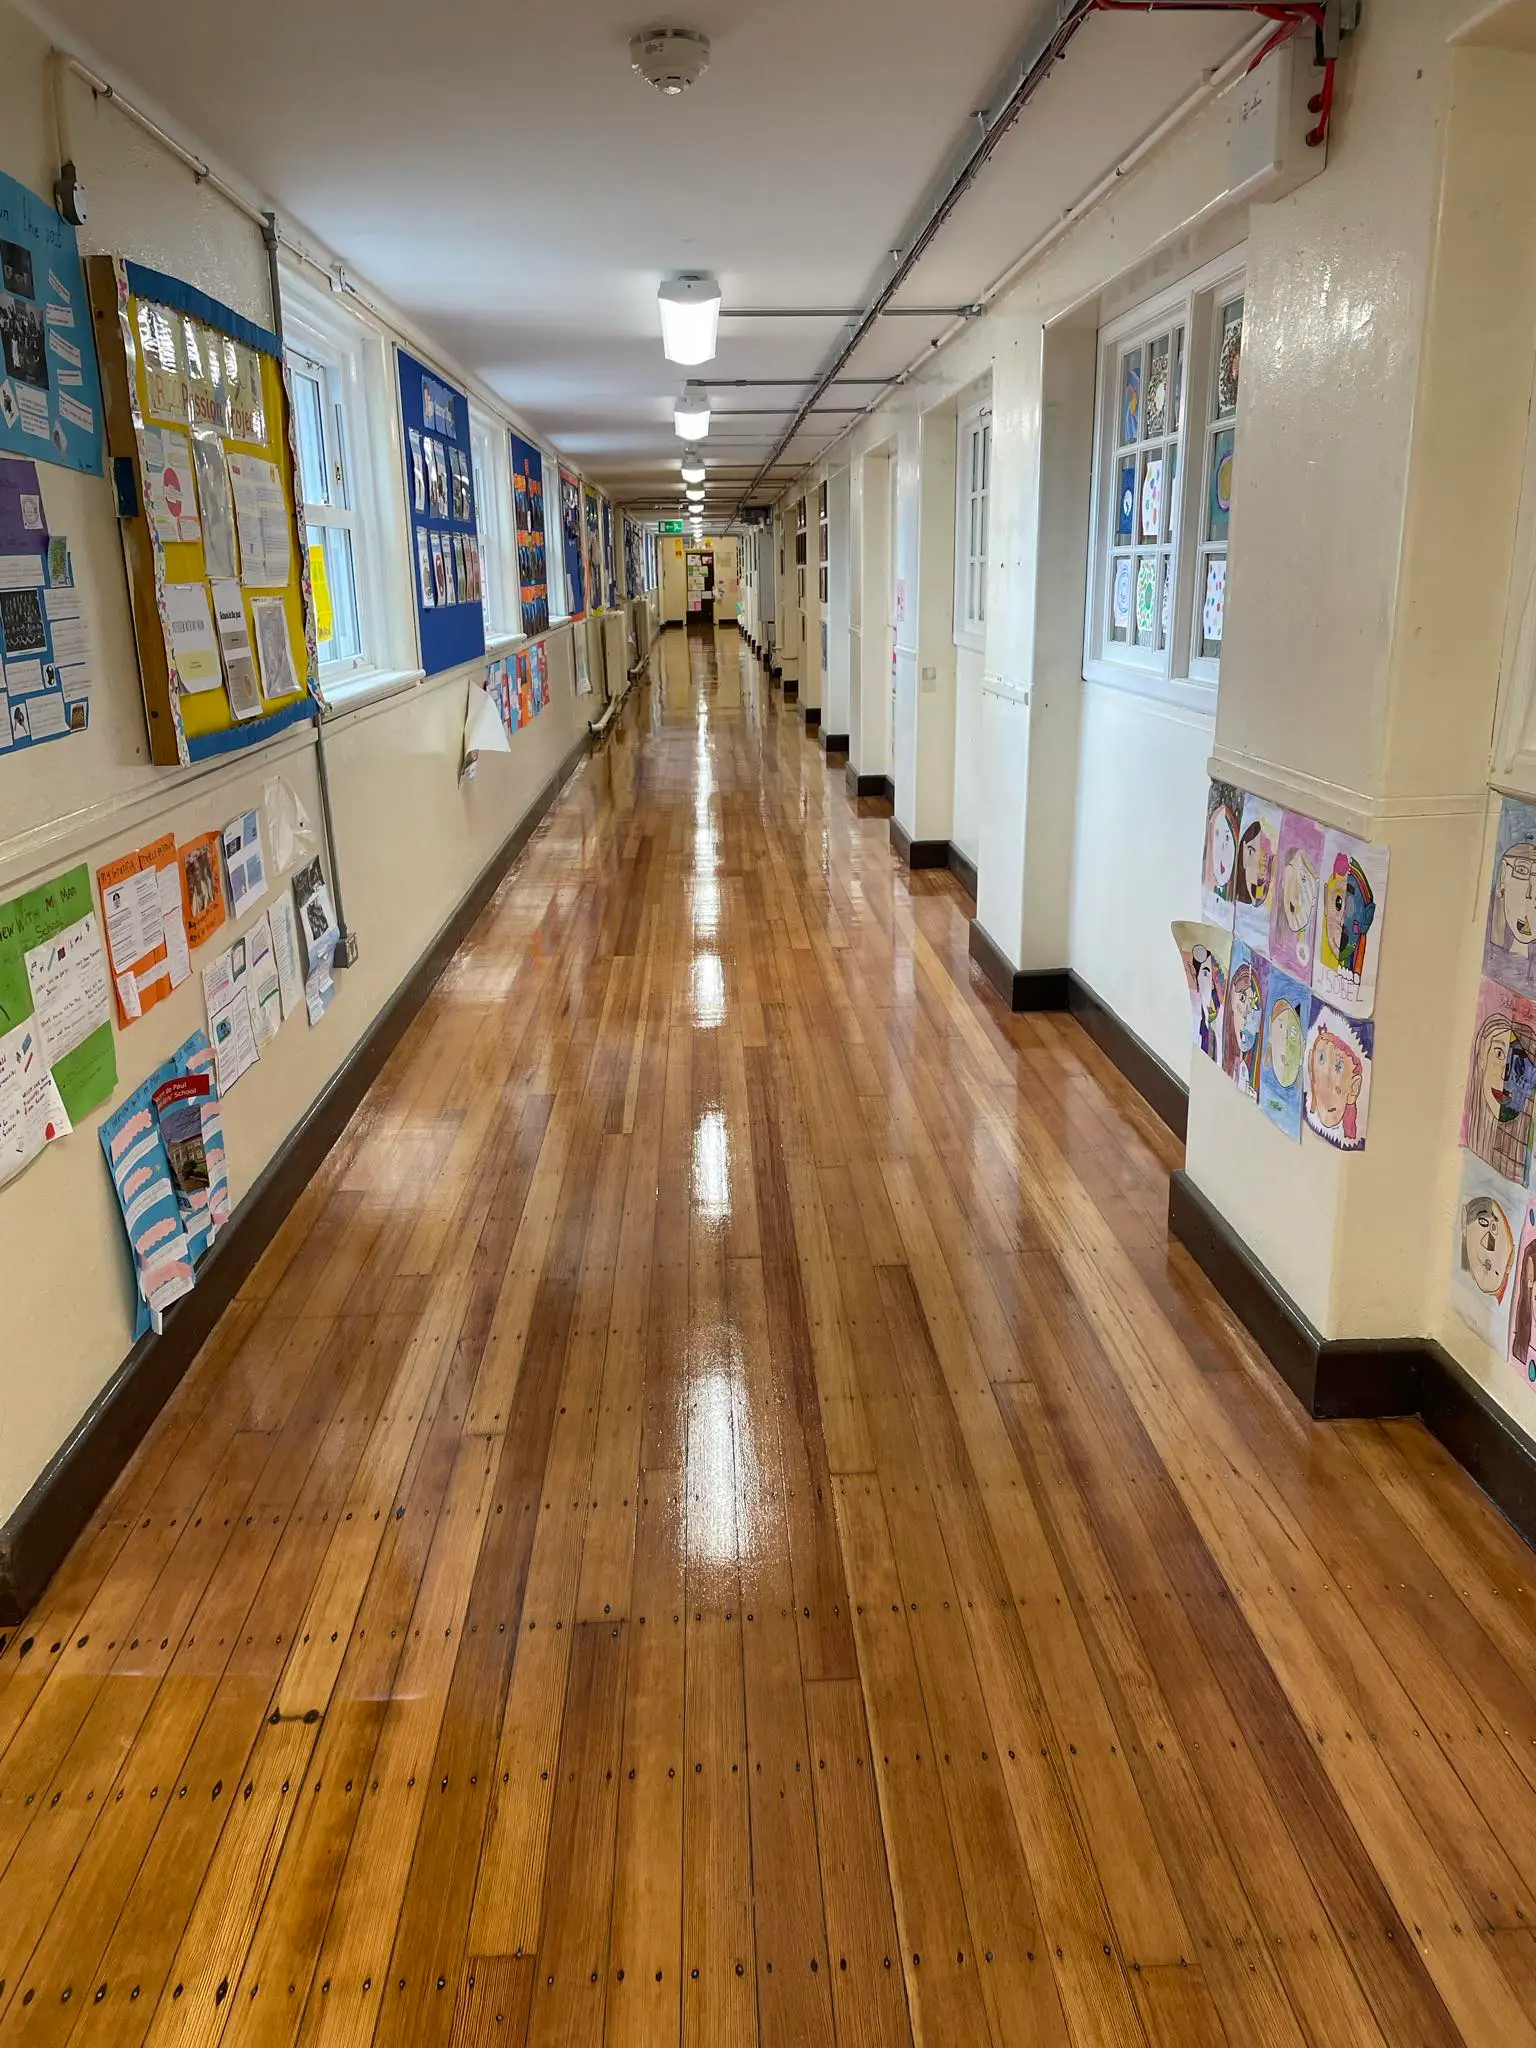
630, 27, 711, 94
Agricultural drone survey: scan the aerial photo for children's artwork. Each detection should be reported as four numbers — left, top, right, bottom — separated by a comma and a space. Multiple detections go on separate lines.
1482, 796, 1536, 998
1311, 828, 1389, 1018
1452, 1153, 1523, 1352
1303, 1001, 1372, 1152
530, 640, 549, 710
1268, 809, 1325, 981
1172, 920, 1230, 1065
1221, 941, 1267, 1100
1231, 792, 1282, 955
1257, 963, 1309, 1142
1459, 976, 1536, 1185
1511, 1199, 1536, 1383
560, 467, 586, 618
1200, 780, 1242, 929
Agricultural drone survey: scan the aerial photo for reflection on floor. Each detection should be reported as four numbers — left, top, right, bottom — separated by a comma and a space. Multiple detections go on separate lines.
3, 624, 1536, 2046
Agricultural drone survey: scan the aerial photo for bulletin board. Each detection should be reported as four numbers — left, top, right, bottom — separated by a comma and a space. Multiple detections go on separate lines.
510, 432, 549, 637
0, 169, 103, 475
87, 256, 319, 768
396, 345, 485, 678
559, 466, 585, 619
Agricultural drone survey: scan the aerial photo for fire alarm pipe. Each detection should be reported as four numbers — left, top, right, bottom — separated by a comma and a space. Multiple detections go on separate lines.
734, 0, 1351, 522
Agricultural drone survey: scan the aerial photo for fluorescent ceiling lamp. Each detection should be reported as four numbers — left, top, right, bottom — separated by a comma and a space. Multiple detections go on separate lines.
674, 387, 710, 440
659, 272, 721, 366
686, 486, 705, 502
680, 459, 706, 484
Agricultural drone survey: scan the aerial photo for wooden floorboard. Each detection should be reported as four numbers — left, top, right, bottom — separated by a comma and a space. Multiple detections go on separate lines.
4, 626, 1536, 2043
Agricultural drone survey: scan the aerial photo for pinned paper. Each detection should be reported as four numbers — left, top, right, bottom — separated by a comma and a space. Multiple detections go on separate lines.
1172, 919, 1230, 1066
1311, 828, 1389, 1019
1483, 796, 1536, 999
1460, 976, 1536, 1186
1232, 793, 1282, 956
1256, 963, 1308, 1143
1268, 809, 1325, 982
251, 596, 298, 702
140, 425, 200, 544
1222, 941, 1267, 1101
179, 832, 227, 950
1302, 1001, 1372, 1152
221, 808, 268, 919
309, 542, 334, 644
164, 581, 221, 691
1452, 1154, 1523, 1353
465, 681, 511, 761
1200, 781, 1241, 929
210, 578, 262, 720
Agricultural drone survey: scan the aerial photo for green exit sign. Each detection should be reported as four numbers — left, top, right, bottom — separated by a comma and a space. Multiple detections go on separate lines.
659, 519, 685, 533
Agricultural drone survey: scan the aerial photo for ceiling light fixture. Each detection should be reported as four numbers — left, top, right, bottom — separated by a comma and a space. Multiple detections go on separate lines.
674, 385, 710, 440
658, 273, 721, 366
680, 458, 706, 484
686, 485, 705, 502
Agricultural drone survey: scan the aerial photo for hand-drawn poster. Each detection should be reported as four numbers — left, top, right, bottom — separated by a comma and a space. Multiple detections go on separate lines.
0, 171, 103, 474
1268, 809, 1325, 981
560, 467, 586, 619
1460, 976, 1536, 1186
1483, 796, 1536, 999
1200, 780, 1242, 929
1311, 828, 1389, 1018
1303, 1001, 1372, 1152
1222, 941, 1267, 1100
1257, 962, 1309, 1142
1452, 1153, 1523, 1352
1510, 1199, 1536, 1384
1172, 920, 1230, 1066
510, 433, 549, 637
1231, 792, 1282, 955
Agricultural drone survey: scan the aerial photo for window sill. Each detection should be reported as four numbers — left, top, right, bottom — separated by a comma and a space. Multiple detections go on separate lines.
1081, 656, 1217, 718
484, 629, 524, 657
954, 629, 986, 655
319, 664, 425, 719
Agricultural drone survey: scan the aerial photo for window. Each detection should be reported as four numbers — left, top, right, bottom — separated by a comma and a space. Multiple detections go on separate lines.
469, 410, 514, 639
1085, 254, 1245, 703
290, 345, 364, 676
545, 446, 568, 621
955, 401, 991, 647
818, 480, 829, 606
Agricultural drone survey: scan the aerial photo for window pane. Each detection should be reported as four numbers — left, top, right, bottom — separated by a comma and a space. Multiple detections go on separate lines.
292, 367, 329, 508
1170, 327, 1184, 433
1111, 556, 1132, 640
1119, 347, 1142, 446
308, 520, 361, 666
981, 421, 991, 491
1201, 553, 1226, 654
1135, 556, 1158, 646
1145, 336, 1170, 438
1216, 297, 1243, 417
1115, 459, 1135, 544
1139, 453, 1165, 542
1207, 427, 1234, 543
1167, 442, 1180, 540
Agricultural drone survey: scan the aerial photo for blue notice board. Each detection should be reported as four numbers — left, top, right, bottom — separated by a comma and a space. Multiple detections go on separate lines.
0, 171, 103, 475
396, 345, 485, 677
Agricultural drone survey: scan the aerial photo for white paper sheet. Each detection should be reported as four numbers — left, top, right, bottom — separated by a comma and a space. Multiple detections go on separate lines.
192, 430, 240, 581
23, 911, 110, 1070
221, 807, 268, 919
228, 455, 292, 588
0, 1013, 70, 1189
158, 859, 191, 990
269, 892, 304, 1020
163, 581, 222, 693
247, 911, 283, 1044
140, 425, 201, 545
250, 597, 298, 702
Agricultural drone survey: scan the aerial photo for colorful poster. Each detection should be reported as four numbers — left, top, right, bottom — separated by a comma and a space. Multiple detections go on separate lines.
530, 639, 549, 710
511, 434, 550, 635
1268, 809, 1325, 981
16, 862, 115, 1123
179, 831, 227, 950
1460, 976, 1536, 1186
560, 467, 585, 618
584, 485, 604, 615
1303, 1001, 1372, 1152
1231, 792, 1282, 955
602, 497, 617, 610
1311, 828, 1389, 1018
1512, 1199, 1536, 1383
1257, 963, 1308, 1142
515, 649, 533, 726
0, 170, 103, 474
0, 458, 92, 752
1483, 796, 1536, 999
1172, 919, 1229, 1066
1220, 941, 1266, 1099
0, 898, 70, 1187
1453, 1153, 1523, 1352
1200, 780, 1242, 929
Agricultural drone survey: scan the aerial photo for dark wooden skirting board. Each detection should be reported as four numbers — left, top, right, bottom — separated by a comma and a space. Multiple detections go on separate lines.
890, 820, 949, 871
804, 706, 821, 733
820, 731, 849, 758
845, 766, 890, 800
966, 918, 1070, 1011
947, 845, 977, 902
0, 730, 594, 1627
1168, 1170, 1536, 1551
782, 679, 799, 702
1067, 974, 1188, 1142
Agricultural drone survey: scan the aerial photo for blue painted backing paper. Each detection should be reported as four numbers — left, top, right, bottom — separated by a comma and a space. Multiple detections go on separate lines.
395, 345, 485, 677
559, 466, 585, 618
0, 171, 103, 475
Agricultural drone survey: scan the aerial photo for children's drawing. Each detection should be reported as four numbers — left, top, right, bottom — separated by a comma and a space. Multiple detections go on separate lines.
1483, 796, 1536, 998
1452, 1153, 1523, 1352
1510, 1201, 1536, 1383
1200, 780, 1242, 929
1268, 810, 1324, 980
1311, 828, 1389, 1019
1172, 920, 1230, 1066
1222, 942, 1267, 1100
1459, 976, 1536, 1185
1302, 1001, 1372, 1152
1232, 792, 1282, 954
1257, 963, 1308, 1142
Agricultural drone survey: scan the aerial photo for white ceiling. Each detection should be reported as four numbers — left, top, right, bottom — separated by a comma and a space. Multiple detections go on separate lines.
44, 0, 1251, 516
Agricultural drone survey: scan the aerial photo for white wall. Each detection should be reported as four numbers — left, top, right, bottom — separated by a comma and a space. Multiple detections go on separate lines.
951, 646, 985, 867
0, 8, 595, 1524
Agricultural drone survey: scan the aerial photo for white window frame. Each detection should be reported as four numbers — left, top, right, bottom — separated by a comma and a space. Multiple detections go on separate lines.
545, 447, 569, 623
469, 406, 515, 643
1082, 247, 1246, 713
281, 269, 415, 709
954, 398, 991, 651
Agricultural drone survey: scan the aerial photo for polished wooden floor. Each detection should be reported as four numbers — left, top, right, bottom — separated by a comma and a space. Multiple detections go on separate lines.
5, 629, 1536, 2046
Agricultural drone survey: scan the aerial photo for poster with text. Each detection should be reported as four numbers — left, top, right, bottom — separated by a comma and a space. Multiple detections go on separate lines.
0, 171, 102, 474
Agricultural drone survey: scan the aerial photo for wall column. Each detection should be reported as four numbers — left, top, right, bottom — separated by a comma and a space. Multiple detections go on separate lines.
891, 403, 957, 858
775, 507, 800, 693
823, 466, 852, 747
849, 447, 892, 789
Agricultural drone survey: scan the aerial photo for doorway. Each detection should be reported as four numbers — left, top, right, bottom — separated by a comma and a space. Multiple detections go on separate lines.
686, 546, 715, 626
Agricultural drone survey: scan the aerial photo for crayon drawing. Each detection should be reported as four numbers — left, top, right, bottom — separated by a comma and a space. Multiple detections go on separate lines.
1483, 796, 1536, 998
1232, 792, 1282, 955
1302, 1001, 1372, 1152
1510, 1200, 1536, 1383
1268, 809, 1324, 981
1460, 976, 1536, 1186
1311, 828, 1389, 1019
1221, 941, 1267, 1100
1200, 780, 1242, 929
1172, 920, 1230, 1066
1257, 963, 1308, 1142
1452, 1153, 1523, 1352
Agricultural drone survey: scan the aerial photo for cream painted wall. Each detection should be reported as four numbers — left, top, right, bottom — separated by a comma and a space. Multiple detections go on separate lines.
0, 9, 594, 1523
951, 647, 985, 866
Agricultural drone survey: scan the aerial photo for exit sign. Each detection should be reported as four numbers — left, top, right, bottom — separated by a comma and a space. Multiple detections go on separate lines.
659, 519, 685, 533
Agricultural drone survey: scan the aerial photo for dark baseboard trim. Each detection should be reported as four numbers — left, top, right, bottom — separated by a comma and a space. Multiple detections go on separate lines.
1167, 1170, 1536, 1549
947, 846, 978, 901
820, 732, 849, 758
966, 920, 1070, 1011
782, 679, 799, 702
890, 820, 949, 871
1067, 974, 1188, 1142
0, 731, 594, 1628
660, 618, 685, 632
804, 706, 821, 733
845, 766, 889, 799
883, 776, 896, 805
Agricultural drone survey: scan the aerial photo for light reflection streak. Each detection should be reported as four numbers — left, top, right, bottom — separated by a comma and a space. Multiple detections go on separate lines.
692, 1106, 731, 1224
692, 951, 726, 1027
